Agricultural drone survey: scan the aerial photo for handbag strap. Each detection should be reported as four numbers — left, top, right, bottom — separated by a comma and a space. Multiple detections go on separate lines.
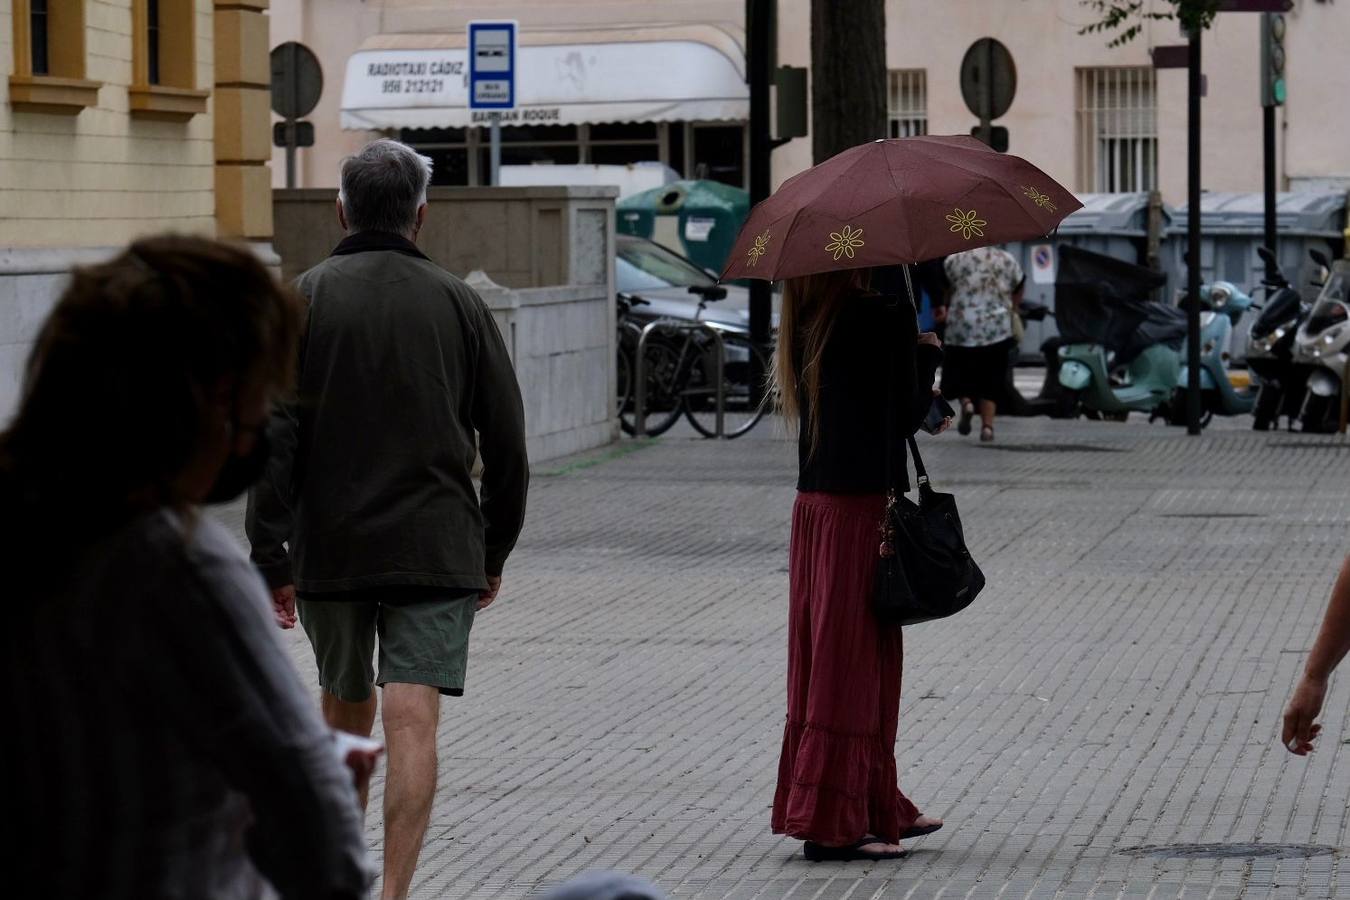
907, 435, 929, 488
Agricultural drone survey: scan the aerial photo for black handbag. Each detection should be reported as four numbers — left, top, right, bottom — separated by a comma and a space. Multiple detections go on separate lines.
872, 435, 986, 625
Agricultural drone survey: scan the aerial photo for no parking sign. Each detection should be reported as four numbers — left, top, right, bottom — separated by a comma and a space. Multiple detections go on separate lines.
1030, 243, 1055, 285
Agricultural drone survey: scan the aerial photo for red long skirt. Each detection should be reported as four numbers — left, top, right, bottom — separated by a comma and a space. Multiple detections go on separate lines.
771, 491, 922, 846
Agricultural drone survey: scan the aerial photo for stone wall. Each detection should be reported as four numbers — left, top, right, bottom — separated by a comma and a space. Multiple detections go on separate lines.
468, 274, 618, 463
273, 185, 617, 287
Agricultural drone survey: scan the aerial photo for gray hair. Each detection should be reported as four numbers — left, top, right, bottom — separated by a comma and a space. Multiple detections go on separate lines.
338, 139, 434, 236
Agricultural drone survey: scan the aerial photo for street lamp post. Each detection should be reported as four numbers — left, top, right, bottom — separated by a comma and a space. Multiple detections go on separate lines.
1186, 27, 1203, 436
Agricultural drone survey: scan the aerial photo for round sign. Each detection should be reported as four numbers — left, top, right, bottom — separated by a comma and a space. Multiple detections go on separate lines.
960, 38, 1017, 121
270, 42, 323, 120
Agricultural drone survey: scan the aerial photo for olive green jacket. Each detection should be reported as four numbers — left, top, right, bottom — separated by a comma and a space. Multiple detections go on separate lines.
247, 232, 528, 593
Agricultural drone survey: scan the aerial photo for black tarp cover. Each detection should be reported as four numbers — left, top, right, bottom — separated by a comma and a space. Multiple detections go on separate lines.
1054, 245, 1183, 363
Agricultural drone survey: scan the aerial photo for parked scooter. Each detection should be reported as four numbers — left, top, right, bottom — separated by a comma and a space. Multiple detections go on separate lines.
1292, 252, 1349, 433
1054, 246, 1185, 421
1163, 279, 1260, 425
1247, 246, 1312, 431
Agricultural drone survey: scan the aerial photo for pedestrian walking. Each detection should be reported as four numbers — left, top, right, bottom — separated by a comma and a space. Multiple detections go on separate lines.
941, 245, 1025, 442
1, 236, 373, 899
770, 268, 947, 861
1282, 555, 1350, 755
247, 139, 529, 899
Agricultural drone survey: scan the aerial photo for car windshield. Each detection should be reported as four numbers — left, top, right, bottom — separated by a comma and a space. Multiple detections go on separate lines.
616, 238, 716, 293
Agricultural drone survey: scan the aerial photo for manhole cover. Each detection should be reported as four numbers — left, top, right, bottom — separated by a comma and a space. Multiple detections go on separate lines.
977, 443, 1127, 453
1120, 843, 1337, 860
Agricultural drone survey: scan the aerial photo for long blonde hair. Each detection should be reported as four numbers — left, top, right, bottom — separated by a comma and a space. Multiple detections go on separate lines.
773, 268, 871, 455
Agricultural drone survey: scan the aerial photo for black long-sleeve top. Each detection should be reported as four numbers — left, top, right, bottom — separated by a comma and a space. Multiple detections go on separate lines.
796, 292, 943, 494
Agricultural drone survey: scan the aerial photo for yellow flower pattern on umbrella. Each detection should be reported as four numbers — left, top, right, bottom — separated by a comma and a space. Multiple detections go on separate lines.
946, 208, 987, 240
1021, 186, 1057, 212
746, 230, 771, 266
825, 225, 865, 261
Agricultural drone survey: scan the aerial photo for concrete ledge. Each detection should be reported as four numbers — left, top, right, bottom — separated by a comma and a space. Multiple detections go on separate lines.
0, 241, 280, 275
276, 186, 620, 204
0, 246, 121, 275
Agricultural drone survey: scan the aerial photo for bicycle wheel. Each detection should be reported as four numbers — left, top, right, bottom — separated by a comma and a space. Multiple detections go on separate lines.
683, 338, 772, 439
620, 337, 685, 437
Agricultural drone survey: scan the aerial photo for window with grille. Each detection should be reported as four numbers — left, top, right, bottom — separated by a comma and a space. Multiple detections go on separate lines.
888, 69, 927, 138
1075, 67, 1158, 193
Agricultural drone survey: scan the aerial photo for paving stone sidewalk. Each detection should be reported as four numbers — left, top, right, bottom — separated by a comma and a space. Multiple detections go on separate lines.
217, 415, 1350, 899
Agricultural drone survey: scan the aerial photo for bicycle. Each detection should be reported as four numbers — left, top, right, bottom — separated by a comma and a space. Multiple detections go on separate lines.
615, 289, 773, 439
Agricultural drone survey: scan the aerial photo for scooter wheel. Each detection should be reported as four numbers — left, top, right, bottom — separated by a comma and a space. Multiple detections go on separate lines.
1054, 389, 1081, 420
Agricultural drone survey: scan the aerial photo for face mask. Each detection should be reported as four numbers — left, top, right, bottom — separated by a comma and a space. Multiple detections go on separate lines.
204, 421, 272, 505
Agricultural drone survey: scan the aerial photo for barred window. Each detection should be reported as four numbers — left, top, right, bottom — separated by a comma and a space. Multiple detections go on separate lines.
888, 69, 927, 138
1076, 67, 1158, 193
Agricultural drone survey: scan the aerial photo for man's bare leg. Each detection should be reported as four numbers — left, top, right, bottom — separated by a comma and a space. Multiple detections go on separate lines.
380, 682, 440, 900
321, 690, 378, 809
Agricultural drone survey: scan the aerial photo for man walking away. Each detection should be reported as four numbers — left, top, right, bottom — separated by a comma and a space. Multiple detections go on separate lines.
247, 139, 529, 899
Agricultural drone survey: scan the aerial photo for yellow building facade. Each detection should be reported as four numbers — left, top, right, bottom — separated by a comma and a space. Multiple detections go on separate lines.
0, 0, 273, 417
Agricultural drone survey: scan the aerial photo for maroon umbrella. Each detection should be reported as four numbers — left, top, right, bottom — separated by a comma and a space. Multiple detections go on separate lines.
721, 135, 1082, 282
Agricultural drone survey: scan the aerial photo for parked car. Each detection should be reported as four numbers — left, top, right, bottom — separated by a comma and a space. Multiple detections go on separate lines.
616, 234, 777, 330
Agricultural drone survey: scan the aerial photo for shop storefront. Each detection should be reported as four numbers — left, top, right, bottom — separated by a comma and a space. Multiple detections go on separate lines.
339, 25, 749, 188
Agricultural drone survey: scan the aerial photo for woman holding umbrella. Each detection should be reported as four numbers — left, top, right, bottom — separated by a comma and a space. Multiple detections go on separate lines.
722, 136, 1079, 861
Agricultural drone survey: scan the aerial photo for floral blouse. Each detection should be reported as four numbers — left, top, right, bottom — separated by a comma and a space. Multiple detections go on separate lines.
943, 247, 1025, 348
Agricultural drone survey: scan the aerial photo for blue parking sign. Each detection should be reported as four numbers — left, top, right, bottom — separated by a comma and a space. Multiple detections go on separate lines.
468, 21, 517, 110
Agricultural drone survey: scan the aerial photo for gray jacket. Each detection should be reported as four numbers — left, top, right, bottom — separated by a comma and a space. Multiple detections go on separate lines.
247, 231, 528, 593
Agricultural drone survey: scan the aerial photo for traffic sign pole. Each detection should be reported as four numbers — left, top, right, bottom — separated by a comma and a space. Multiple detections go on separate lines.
490, 116, 501, 186
468, 20, 517, 187
286, 42, 298, 189
1186, 28, 1203, 436
269, 41, 322, 189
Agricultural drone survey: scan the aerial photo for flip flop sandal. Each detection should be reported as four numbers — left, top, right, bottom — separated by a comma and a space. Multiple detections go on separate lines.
980, 425, 995, 443
899, 822, 944, 839
958, 405, 974, 436
803, 836, 907, 862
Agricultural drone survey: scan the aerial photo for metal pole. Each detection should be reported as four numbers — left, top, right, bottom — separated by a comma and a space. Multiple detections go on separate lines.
633, 322, 660, 438
489, 115, 501, 186
285, 123, 297, 189
746, 0, 772, 394
707, 327, 726, 438
285, 43, 299, 189
1262, 104, 1277, 273
1186, 28, 1203, 436
1340, 357, 1350, 435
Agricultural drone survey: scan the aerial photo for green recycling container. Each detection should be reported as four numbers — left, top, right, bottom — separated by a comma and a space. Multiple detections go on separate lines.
616, 179, 750, 274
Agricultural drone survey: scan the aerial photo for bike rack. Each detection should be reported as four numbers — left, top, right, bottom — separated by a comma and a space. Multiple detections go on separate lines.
632, 320, 726, 439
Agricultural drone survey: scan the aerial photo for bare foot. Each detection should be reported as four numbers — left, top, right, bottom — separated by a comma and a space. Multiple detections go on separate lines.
856, 838, 906, 855
914, 814, 943, 829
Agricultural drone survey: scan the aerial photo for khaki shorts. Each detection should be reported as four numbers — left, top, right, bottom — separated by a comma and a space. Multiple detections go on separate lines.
297, 587, 478, 703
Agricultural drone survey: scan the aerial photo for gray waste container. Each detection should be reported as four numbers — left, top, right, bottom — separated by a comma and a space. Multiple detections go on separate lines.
1167, 192, 1346, 360
1003, 193, 1172, 360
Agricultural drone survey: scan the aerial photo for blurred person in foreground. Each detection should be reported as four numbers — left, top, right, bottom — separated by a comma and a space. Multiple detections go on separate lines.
0, 236, 372, 899
1283, 557, 1350, 755
247, 139, 529, 899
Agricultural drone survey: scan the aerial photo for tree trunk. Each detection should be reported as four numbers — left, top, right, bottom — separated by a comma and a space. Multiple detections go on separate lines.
811, 0, 887, 164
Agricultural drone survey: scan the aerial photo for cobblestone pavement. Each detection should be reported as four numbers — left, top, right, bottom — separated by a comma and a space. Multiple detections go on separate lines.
216, 412, 1350, 899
